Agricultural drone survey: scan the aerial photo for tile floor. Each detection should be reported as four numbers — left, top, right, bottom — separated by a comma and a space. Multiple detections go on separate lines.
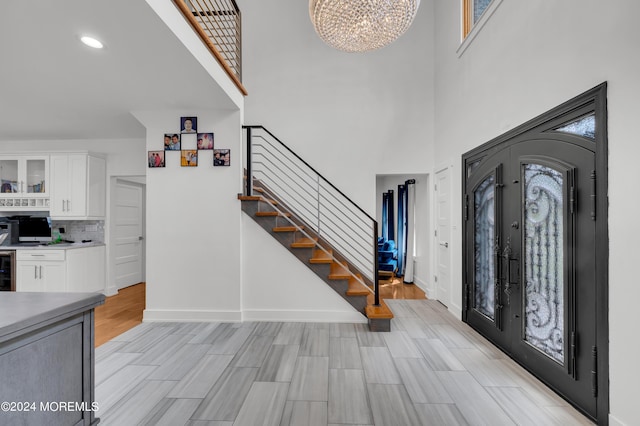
95, 299, 594, 425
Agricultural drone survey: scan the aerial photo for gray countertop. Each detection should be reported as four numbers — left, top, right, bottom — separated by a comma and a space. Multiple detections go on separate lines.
0, 292, 105, 342
1, 242, 105, 250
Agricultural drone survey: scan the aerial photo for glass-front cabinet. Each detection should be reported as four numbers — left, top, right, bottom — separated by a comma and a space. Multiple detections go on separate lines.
0, 155, 49, 210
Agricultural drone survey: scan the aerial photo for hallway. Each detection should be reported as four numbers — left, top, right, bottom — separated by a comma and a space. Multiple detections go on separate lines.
95, 299, 592, 425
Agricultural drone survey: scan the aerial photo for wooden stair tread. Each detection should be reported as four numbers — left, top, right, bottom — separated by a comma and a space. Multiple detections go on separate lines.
365, 301, 394, 319
310, 258, 332, 264
255, 211, 291, 217
329, 260, 349, 280
328, 274, 351, 280
291, 237, 317, 248
238, 194, 278, 205
273, 226, 303, 232
346, 288, 370, 296
309, 248, 333, 264
347, 275, 370, 296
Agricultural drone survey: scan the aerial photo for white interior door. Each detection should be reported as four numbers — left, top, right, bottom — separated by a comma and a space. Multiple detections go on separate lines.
435, 167, 451, 307
114, 181, 144, 289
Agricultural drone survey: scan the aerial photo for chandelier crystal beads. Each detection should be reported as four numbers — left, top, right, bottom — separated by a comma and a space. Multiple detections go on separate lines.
309, 0, 420, 53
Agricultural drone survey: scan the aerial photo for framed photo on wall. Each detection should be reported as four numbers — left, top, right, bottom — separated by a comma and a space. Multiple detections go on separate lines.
148, 151, 165, 168
197, 132, 214, 150
180, 116, 197, 134
164, 133, 181, 151
214, 149, 230, 166
181, 150, 198, 167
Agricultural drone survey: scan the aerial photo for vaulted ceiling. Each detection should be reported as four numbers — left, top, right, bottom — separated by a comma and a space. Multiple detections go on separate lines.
0, 0, 231, 142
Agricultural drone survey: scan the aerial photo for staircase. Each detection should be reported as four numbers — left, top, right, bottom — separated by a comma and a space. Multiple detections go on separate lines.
240, 126, 394, 331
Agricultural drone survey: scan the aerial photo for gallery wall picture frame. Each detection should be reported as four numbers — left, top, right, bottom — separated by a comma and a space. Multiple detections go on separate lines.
181, 150, 198, 167
164, 133, 181, 151
214, 149, 230, 166
197, 132, 214, 150
148, 151, 165, 168
180, 116, 198, 134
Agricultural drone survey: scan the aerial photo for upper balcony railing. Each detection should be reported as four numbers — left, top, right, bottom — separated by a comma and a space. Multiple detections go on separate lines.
173, 0, 247, 95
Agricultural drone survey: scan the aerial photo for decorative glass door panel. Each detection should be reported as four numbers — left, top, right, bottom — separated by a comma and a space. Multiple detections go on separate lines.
523, 164, 564, 364
26, 159, 46, 194
0, 159, 19, 193
473, 175, 495, 320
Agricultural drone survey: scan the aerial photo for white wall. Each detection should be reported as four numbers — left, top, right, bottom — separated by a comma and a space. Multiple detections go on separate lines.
237, 0, 436, 214
135, 109, 244, 321
0, 139, 146, 177
241, 215, 367, 323
433, 1, 640, 424
375, 173, 431, 293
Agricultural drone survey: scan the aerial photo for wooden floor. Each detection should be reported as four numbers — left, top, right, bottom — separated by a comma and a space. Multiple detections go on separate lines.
377, 277, 426, 300
95, 283, 145, 347
94, 299, 593, 425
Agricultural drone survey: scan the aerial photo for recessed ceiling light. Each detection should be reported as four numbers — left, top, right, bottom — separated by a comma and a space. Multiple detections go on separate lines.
80, 36, 104, 49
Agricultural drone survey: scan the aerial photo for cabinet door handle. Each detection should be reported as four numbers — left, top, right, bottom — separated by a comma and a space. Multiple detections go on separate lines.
67, 199, 71, 211
34, 265, 37, 279
39, 266, 42, 279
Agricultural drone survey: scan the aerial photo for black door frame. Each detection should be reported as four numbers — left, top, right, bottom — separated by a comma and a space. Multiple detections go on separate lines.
461, 83, 608, 425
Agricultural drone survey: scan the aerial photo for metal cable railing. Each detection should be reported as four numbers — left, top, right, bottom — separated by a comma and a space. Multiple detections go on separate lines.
174, 0, 246, 95
243, 126, 381, 305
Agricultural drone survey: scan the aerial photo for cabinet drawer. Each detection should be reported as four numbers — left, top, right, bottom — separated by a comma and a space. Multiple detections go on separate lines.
17, 250, 65, 261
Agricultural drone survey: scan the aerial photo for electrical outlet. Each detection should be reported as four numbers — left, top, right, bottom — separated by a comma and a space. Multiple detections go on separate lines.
59, 227, 66, 234
85, 224, 98, 232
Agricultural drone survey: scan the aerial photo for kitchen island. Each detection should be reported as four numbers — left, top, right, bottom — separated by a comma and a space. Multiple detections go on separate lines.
0, 292, 104, 425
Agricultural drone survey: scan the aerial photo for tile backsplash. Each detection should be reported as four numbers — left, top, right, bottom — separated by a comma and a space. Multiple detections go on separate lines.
52, 220, 105, 243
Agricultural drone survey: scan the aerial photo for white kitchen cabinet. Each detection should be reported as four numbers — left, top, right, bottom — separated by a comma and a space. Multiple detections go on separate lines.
50, 154, 106, 219
16, 250, 66, 292
16, 246, 105, 293
0, 155, 50, 210
66, 245, 105, 292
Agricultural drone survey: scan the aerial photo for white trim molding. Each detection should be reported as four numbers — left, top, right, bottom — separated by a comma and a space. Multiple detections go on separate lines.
242, 309, 368, 324
143, 309, 242, 322
457, 0, 504, 57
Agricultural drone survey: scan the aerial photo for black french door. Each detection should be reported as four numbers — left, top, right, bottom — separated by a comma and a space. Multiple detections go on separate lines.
462, 85, 608, 424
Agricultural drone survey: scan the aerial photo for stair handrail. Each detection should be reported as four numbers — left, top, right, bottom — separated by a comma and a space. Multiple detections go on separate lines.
243, 125, 381, 306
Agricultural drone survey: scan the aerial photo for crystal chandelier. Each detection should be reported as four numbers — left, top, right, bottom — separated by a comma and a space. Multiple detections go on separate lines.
309, 0, 420, 53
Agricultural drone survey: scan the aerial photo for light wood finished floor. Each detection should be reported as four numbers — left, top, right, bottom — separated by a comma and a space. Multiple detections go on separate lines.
376, 277, 426, 300
94, 299, 593, 426
95, 283, 145, 347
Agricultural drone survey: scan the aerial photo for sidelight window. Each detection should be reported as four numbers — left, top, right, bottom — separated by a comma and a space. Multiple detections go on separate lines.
473, 175, 496, 320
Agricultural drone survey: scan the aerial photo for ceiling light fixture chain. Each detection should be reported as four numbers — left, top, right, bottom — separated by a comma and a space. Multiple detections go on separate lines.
309, 0, 420, 53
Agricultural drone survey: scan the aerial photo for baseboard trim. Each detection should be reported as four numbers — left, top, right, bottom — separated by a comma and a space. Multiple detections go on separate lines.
609, 413, 627, 426
104, 285, 118, 297
242, 309, 367, 323
448, 303, 462, 321
412, 276, 429, 296
143, 309, 242, 322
